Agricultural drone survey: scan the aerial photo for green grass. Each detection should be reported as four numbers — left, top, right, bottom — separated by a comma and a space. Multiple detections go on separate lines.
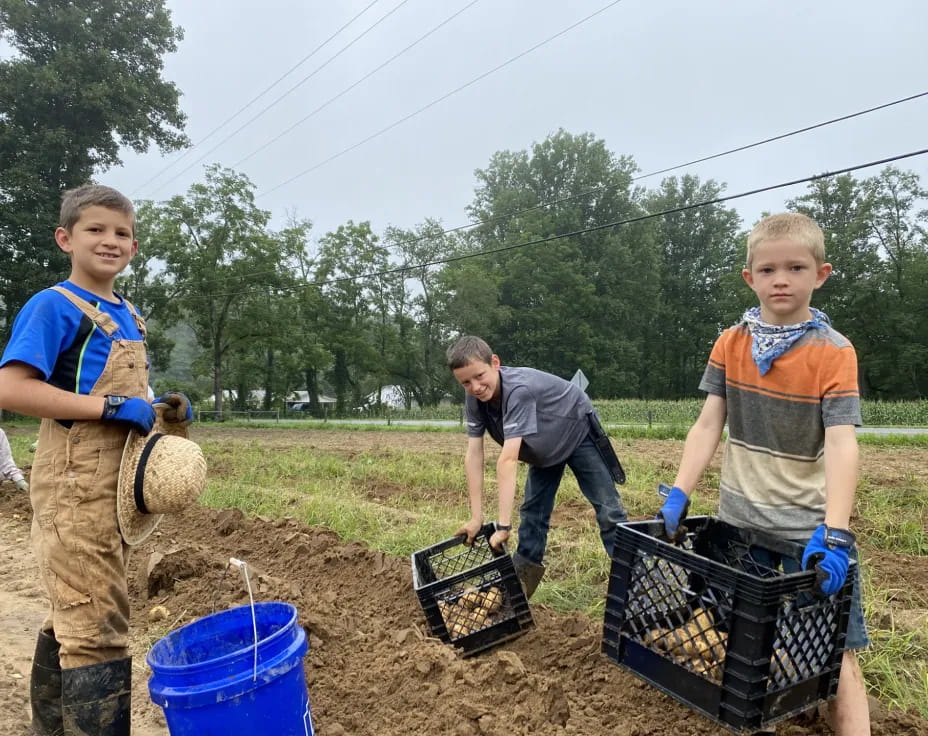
860, 577, 928, 718
11, 423, 925, 717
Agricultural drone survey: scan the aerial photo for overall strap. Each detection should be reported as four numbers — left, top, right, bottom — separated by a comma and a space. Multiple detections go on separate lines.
49, 286, 119, 337
123, 299, 147, 339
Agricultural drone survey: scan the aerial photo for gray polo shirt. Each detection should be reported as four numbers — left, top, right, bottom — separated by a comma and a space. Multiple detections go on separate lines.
464, 366, 593, 467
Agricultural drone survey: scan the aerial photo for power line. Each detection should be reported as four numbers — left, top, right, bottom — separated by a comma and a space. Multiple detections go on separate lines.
234, 0, 482, 168
364, 90, 928, 253
258, 0, 626, 199
132, 0, 383, 195
169, 89, 928, 291
166, 147, 928, 304
143, 0, 414, 198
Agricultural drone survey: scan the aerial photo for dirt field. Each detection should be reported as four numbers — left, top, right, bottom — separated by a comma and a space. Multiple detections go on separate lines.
0, 427, 926, 735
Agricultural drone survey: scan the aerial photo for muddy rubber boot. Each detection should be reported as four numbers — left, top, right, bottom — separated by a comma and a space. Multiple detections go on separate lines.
30, 630, 63, 735
61, 657, 131, 736
512, 552, 545, 599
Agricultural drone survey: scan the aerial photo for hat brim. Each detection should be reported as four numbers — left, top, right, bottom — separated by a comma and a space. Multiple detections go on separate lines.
116, 431, 164, 546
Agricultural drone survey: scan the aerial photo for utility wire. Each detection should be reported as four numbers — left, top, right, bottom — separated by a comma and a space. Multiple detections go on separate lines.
132, 0, 383, 195
144, 0, 414, 197
234, 0, 481, 168
177, 89, 928, 291
166, 147, 928, 304
258, 0, 626, 199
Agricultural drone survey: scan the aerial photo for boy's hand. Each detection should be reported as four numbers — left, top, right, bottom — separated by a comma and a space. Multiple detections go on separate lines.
453, 518, 483, 546
15, 478, 28, 492
802, 524, 851, 596
153, 391, 193, 424
488, 528, 509, 553
656, 485, 690, 539
101, 395, 156, 435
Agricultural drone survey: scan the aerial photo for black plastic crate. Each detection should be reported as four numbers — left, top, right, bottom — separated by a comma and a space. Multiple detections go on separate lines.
601, 516, 854, 734
411, 524, 534, 656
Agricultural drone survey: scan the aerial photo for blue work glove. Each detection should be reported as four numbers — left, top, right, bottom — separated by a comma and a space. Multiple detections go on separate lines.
153, 392, 193, 425
657, 485, 690, 540
801, 524, 850, 596
101, 395, 156, 435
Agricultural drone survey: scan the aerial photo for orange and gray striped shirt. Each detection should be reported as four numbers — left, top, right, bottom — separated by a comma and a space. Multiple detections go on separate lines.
700, 322, 861, 539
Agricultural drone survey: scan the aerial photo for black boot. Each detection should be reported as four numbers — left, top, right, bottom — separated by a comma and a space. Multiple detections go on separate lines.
512, 552, 546, 599
61, 657, 131, 736
30, 630, 63, 735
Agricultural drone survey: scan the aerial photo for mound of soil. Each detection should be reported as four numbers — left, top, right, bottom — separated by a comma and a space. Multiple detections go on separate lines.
0, 483, 925, 735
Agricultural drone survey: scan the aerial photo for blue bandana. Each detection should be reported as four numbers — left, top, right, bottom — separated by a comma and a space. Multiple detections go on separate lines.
742, 306, 830, 376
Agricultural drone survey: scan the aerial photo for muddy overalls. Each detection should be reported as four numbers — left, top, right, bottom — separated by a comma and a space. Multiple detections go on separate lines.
29, 286, 147, 735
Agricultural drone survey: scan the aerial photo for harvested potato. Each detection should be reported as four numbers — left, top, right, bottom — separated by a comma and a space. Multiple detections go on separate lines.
681, 636, 704, 658
470, 607, 490, 629
459, 585, 483, 610
643, 628, 667, 648
482, 586, 504, 614
448, 620, 468, 638
690, 607, 714, 631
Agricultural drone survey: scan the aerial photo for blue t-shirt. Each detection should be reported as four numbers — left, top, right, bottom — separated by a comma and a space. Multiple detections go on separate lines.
1, 281, 146, 395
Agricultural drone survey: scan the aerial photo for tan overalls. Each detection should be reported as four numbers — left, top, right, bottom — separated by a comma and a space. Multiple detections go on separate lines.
30, 287, 149, 669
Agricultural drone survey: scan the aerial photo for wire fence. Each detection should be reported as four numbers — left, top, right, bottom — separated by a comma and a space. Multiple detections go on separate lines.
196, 410, 280, 423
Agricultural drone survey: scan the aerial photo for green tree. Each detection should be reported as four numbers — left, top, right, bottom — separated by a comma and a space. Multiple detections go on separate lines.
0, 0, 187, 337
788, 174, 877, 330
141, 166, 290, 414
859, 167, 928, 397
645, 176, 742, 397
315, 221, 388, 414
385, 220, 462, 406
447, 129, 656, 396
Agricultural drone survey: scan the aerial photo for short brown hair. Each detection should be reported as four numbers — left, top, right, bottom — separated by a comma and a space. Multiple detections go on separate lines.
59, 184, 135, 233
446, 335, 493, 370
746, 212, 825, 268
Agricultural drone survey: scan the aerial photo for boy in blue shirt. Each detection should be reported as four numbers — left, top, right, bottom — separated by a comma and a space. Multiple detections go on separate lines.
0, 184, 185, 735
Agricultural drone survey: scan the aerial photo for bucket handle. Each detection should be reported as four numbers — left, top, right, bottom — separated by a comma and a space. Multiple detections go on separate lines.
213, 557, 260, 682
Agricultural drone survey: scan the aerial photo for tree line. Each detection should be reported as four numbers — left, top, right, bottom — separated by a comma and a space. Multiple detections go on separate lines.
1, 2, 926, 413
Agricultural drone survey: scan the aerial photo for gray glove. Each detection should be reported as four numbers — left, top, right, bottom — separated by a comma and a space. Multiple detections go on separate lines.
15, 478, 28, 492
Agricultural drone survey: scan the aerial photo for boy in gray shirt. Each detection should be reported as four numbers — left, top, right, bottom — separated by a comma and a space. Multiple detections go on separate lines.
447, 336, 627, 598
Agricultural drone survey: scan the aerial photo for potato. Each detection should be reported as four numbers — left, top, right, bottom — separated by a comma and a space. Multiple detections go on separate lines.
681, 637, 704, 658
471, 607, 490, 629
690, 607, 714, 631
459, 585, 483, 610
448, 619, 471, 638
703, 629, 726, 662
482, 586, 504, 614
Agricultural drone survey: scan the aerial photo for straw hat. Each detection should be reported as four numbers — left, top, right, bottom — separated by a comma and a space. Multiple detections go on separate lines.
117, 430, 207, 545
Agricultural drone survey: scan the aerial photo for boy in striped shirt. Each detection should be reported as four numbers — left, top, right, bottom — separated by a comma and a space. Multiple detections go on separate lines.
658, 213, 870, 735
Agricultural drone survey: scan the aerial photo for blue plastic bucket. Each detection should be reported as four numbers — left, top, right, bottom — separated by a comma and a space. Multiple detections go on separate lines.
147, 601, 313, 735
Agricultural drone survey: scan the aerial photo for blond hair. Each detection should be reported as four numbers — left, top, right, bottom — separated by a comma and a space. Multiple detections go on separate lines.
59, 184, 135, 234
746, 213, 825, 268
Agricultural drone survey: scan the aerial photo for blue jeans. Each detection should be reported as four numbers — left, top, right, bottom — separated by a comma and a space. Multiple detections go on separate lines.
516, 434, 627, 564
749, 542, 869, 650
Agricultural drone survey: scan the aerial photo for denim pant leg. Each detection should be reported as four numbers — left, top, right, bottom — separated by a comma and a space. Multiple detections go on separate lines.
516, 462, 566, 565
567, 434, 628, 558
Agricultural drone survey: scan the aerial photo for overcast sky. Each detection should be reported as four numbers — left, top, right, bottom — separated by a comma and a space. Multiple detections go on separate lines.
103, 0, 928, 244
